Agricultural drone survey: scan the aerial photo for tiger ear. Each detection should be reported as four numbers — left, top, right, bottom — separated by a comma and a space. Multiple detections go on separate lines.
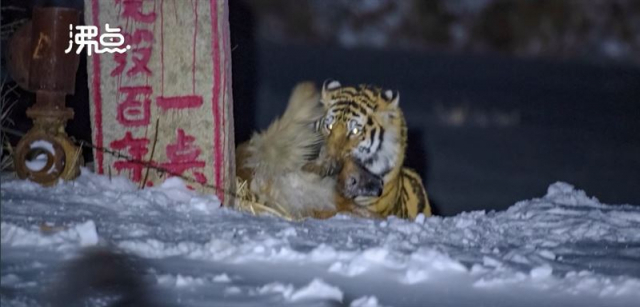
321, 79, 341, 106
383, 89, 399, 108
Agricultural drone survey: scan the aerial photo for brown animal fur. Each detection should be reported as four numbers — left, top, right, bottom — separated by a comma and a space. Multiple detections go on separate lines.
235, 82, 384, 220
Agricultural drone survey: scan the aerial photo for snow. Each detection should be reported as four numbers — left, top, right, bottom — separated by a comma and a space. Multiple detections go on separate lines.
1, 220, 97, 250
24, 141, 56, 173
351, 296, 384, 307
24, 154, 47, 172
1, 168, 639, 306
254, 279, 344, 303
28, 140, 54, 155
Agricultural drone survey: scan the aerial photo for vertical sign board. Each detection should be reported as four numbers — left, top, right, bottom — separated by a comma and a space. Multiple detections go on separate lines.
84, 0, 235, 205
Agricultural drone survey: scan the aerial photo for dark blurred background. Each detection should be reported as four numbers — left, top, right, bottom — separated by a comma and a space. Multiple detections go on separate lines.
2, 0, 640, 215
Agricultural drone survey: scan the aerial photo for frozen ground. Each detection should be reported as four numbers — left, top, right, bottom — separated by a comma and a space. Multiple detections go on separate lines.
1, 168, 639, 307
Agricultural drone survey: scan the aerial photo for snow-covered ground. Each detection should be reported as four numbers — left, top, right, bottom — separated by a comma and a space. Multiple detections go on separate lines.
1, 168, 639, 307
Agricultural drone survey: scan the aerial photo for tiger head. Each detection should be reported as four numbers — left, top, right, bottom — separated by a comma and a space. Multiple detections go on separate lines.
319, 80, 406, 181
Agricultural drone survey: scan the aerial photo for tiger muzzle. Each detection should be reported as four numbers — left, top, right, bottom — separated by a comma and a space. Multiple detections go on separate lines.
339, 161, 383, 199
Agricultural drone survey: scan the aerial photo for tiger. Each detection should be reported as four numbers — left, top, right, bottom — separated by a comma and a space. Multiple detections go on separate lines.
308, 80, 432, 220
234, 81, 384, 220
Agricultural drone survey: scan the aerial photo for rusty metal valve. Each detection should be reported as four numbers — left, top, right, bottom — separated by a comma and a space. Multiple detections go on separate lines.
7, 7, 83, 186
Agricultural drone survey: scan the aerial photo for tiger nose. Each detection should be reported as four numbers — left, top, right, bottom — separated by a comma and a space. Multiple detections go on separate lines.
347, 175, 357, 188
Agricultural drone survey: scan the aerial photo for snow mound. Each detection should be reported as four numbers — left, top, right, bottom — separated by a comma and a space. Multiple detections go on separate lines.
351, 296, 384, 307
255, 279, 343, 303
1, 220, 98, 250
1, 170, 639, 307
